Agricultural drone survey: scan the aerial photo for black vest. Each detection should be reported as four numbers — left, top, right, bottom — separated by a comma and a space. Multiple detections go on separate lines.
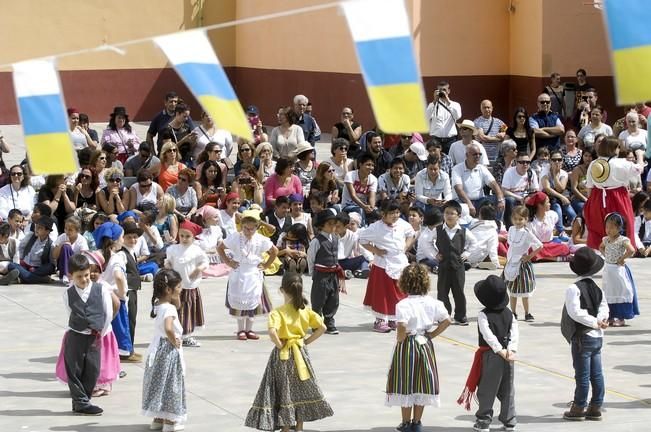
315, 233, 338, 267
478, 308, 513, 349
638, 215, 648, 243
68, 282, 106, 333
561, 278, 603, 343
23, 233, 52, 265
435, 225, 466, 269
121, 247, 142, 291
266, 213, 292, 244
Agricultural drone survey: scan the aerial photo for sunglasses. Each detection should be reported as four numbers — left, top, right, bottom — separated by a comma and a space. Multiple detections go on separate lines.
109, 177, 122, 183
337, 146, 348, 151
166, 148, 177, 153
98, 156, 107, 160
79, 174, 91, 180
327, 168, 335, 173
551, 158, 563, 162
10, 172, 23, 177
538, 100, 551, 104
517, 160, 531, 165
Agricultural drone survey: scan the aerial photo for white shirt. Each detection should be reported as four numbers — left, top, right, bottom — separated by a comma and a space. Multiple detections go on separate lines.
165, 243, 209, 289
578, 123, 613, 147
425, 100, 462, 137
619, 129, 648, 152
451, 162, 495, 200
357, 219, 415, 271
414, 169, 452, 204
70, 129, 88, 150
587, 157, 643, 189
501, 166, 539, 196
565, 277, 610, 338
396, 295, 450, 335
270, 125, 306, 160
0, 184, 36, 220
478, 311, 519, 353
219, 210, 238, 239
633, 215, 651, 248
54, 233, 89, 254
327, 157, 354, 183
196, 225, 223, 253
467, 219, 500, 267
528, 211, 558, 243
126, 236, 150, 259
448, 140, 489, 166
341, 170, 378, 206
192, 127, 234, 160
100, 251, 127, 298
62, 282, 113, 336
430, 223, 478, 260
337, 228, 373, 261
416, 225, 437, 262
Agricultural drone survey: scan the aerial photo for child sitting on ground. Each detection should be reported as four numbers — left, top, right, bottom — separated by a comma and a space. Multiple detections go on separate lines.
0, 223, 19, 285
52, 216, 89, 285
277, 223, 310, 274
634, 199, 651, 257
288, 193, 314, 239
7, 209, 25, 243
335, 212, 370, 279
467, 204, 502, 270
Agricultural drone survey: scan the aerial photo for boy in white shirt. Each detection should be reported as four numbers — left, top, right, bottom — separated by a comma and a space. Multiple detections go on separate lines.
0, 223, 20, 285
7, 209, 25, 243
335, 212, 370, 279
52, 216, 89, 285
467, 204, 501, 270
416, 208, 443, 273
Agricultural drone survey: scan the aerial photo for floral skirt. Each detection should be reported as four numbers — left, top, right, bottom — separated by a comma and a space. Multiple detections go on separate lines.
503, 262, 536, 298
179, 288, 204, 336
386, 335, 440, 407
141, 338, 187, 423
244, 346, 333, 431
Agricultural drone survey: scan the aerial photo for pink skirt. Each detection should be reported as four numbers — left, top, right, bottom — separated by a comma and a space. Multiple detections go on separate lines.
55, 330, 121, 385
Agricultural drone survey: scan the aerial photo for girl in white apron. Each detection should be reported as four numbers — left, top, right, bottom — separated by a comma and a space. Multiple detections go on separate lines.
217, 209, 279, 341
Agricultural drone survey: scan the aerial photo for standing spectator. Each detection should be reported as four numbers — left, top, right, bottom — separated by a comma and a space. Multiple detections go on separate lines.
147, 92, 190, 155
264, 158, 303, 208
414, 156, 452, 213
506, 107, 536, 158
123, 142, 161, 178
0, 164, 35, 220
474, 100, 507, 163
331, 107, 362, 155
573, 88, 607, 130
530, 94, 564, 152
305, 101, 322, 141
578, 106, 612, 149
39, 175, 76, 233
501, 153, 539, 227
562, 130, 583, 172
191, 111, 234, 163
544, 72, 566, 118
449, 120, 489, 166
100, 106, 140, 165
270, 107, 305, 161
293, 94, 318, 144
245, 105, 268, 145
425, 81, 462, 153
573, 69, 594, 117
166, 104, 195, 165
68, 108, 97, 153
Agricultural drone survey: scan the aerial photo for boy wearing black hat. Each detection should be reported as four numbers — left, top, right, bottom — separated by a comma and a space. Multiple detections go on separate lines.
562, 247, 609, 421
458, 275, 518, 432
307, 210, 345, 335
8, 216, 56, 284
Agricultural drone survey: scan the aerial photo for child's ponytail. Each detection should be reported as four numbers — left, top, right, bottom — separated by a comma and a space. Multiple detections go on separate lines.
280, 271, 308, 310
151, 269, 183, 318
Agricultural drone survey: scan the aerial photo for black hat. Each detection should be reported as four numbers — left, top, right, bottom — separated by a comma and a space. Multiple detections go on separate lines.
314, 210, 336, 228
570, 247, 604, 277
122, 221, 143, 237
35, 216, 54, 231
110, 106, 128, 118
474, 275, 509, 310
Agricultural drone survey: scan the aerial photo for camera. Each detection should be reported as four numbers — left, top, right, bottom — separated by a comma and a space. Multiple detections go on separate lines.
239, 177, 252, 185
437, 90, 446, 98
581, 96, 588, 101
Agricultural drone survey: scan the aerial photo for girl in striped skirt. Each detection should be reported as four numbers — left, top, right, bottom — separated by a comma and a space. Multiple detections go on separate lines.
503, 205, 542, 323
386, 264, 451, 432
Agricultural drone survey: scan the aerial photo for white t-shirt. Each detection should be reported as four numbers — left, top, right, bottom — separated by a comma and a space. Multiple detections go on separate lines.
0, 184, 36, 219
448, 140, 489, 166
395, 295, 449, 335
192, 127, 234, 160
70, 129, 88, 150
528, 211, 558, 243
578, 123, 613, 147
501, 166, 539, 196
619, 129, 648, 152
451, 162, 495, 200
100, 251, 127, 298
54, 233, 89, 254
341, 170, 378, 207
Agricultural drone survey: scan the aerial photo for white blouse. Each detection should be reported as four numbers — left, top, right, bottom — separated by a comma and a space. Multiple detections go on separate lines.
527, 211, 557, 243
0, 184, 36, 219
357, 218, 415, 277
165, 243, 209, 289
396, 295, 449, 335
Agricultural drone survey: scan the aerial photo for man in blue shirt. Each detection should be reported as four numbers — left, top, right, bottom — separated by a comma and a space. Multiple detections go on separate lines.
293, 94, 318, 145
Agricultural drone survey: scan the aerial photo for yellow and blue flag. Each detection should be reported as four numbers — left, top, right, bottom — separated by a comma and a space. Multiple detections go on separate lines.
12, 60, 78, 174
341, 0, 428, 133
154, 30, 251, 140
603, 0, 651, 104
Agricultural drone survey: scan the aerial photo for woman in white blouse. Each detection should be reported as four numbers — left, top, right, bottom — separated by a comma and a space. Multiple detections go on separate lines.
191, 111, 233, 162
0, 164, 35, 220
618, 111, 647, 153
101, 106, 140, 164
68, 108, 97, 152
578, 106, 613, 148
269, 107, 305, 161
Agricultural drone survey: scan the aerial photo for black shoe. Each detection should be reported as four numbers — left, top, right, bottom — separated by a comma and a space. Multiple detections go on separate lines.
325, 327, 339, 335
513, 312, 518, 320
455, 318, 469, 326
0, 269, 20, 286
525, 313, 534, 322
74, 405, 103, 416
464, 262, 472, 271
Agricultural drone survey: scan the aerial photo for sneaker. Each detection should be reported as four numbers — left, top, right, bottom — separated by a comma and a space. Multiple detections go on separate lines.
373, 319, 391, 333
162, 424, 185, 432
357, 269, 370, 279
455, 318, 469, 326
74, 404, 103, 416
557, 233, 570, 242
118, 370, 127, 379
237, 331, 247, 341
502, 425, 516, 431
410, 420, 423, 432
472, 421, 490, 432
525, 313, 534, 322
0, 269, 20, 286
120, 352, 142, 363
325, 327, 339, 335
182, 337, 201, 347
387, 320, 397, 330
142, 273, 154, 282
245, 331, 260, 340
344, 269, 353, 280
395, 421, 411, 432
150, 420, 164, 430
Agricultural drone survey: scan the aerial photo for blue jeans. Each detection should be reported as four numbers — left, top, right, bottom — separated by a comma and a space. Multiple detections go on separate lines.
8, 262, 56, 284
571, 335, 605, 407
339, 256, 369, 272
467, 196, 504, 221
419, 257, 439, 271
550, 199, 577, 233
571, 198, 585, 217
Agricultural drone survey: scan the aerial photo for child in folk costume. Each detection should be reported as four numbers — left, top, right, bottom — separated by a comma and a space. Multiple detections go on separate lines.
142, 269, 187, 432
562, 247, 609, 421
307, 210, 346, 335
165, 220, 209, 348
386, 264, 451, 432
504, 205, 543, 322
95, 222, 133, 359
359, 200, 416, 333
193, 205, 230, 278
458, 276, 519, 432
525, 191, 571, 262
599, 212, 639, 327
218, 209, 278, 341
245, 272, 333, 431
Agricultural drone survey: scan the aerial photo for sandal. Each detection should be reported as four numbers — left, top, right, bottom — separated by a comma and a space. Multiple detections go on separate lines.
246, 331, 260, 340
237, 331, 247, 341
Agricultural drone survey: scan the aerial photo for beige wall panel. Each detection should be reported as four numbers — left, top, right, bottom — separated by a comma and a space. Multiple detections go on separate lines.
509, 0, 543, 77
203, 0, 237, 66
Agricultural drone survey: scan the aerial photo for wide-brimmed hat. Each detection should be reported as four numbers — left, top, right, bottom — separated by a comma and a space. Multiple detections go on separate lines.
458, 119, 477, 133
110, 106, 128, 118
409, 142, 428, 161
293, 141, 314, 158
314, 210, 337, 228
474, 275, 509, 310
241, 209, 262, 222
590, 159, 611, 184
570, 247, 604, 277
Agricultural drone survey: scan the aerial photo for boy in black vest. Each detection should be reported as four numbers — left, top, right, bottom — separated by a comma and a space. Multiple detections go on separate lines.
457, 275, 518, 432
120, 221, 143, 362
265, 195, 292, 245
435, 201, 477, 325
63, 254, 112, 415
8, 216, 56, 284
562, 247, 609, 421
307, 210, 344, 334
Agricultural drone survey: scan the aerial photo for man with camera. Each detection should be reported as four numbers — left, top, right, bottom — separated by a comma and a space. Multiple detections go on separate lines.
572, 88, 608, 129
425, 81, 462, 154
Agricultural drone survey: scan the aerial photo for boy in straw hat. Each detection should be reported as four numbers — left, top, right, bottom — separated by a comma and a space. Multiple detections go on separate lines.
458, 275, 518, 432
561, 247, 609, 421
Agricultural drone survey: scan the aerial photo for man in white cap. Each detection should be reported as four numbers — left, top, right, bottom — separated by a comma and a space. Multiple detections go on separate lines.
402, 142, 428, 179
448, 120, 489, 167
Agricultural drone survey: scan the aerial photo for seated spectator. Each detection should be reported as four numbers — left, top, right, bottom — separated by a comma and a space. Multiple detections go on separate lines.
501, 152, 539, 227
276, 223, 309, 274
524, 191, 570, 262
265, 195, 291, 245
365, 132, 393, 178
101, 106, 140, 164
307, 191, 332, 231
263, 158, 303, 208
89, 149, 109, 189
233, 141, 260, 179
334, 212, 370, 279
415, 207, 443, 273
27, 203, 59, 242
326, 138, 355, 185
7, 209, 25, 243
97, 168, 128, 216
157, 141, 186, 192
152, 194, 178, 247
474, 99, 507, 164
232, 164, 264, 210
506, 107, 536, 158
288, 193, 313, 238
0, 164, 35, 221
254, 142, 276, 184
332, 107, 362, 155
493, 139, 518, 185
140, 210, 164, 256
578, 106, 612, 148
167, 168, 198, 219
79, 113, 99, 144
390, 133, 415, 160
72, 167, 99, 211
194, 142, 228, 185
612, 107, 647, 137
569, 213, 588, 254
570, 147, 595, 216
128, 170, 164, 215
449, 120, 489, 166
618, 111, 647, 153
467, 204, 501, 269
270, 106, 305, 160
0, 223, 19, 285
293, 142, 317, 197
541, 150, 575, 235
619, 149, 643, 197
8, 216, 56, 284
191, 111, 234, 164
530, 147, 550, 180
103, 143, 124, 172
39, 175, 76, 234
413, 155, 452, 214
562, 130, 583, 172
402, 142, 428, 179
309, 162, 340, 209
83, 212, 108, 251
52, 215, 89, 284
378, 158, 411, 205
123, 142, 160, 178
634, 199, 651, 256
341, 153, 379, 225
425, 140, 452, 177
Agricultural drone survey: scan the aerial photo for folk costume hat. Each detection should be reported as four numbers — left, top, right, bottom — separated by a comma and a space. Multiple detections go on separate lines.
525, 191, 548, 207
83, 250, 106, 272
314, 210, 336, 228
569, 247, 604, 277
474, 275, 509, 310
178, 220, 203, 238
117, 210, 138, 223
93, 222, 124, 248
590, 158, 611, 184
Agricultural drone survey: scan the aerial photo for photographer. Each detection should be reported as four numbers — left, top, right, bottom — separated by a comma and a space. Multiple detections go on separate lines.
232, 164, 263, 209
425, 81, 462, 154
572, 88, 607, 129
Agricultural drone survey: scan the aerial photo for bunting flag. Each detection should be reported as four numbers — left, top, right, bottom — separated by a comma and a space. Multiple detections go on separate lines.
12, 60, 78, 174
603, 0, 651, 104
341, 0, 428, 133
154, 30, 252, 139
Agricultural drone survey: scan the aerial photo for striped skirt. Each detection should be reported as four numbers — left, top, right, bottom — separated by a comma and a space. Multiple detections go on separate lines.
225, 282, 272, 318
386, 335, 440, 407
503, 262, 536, 298
179, 288, 204, 336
